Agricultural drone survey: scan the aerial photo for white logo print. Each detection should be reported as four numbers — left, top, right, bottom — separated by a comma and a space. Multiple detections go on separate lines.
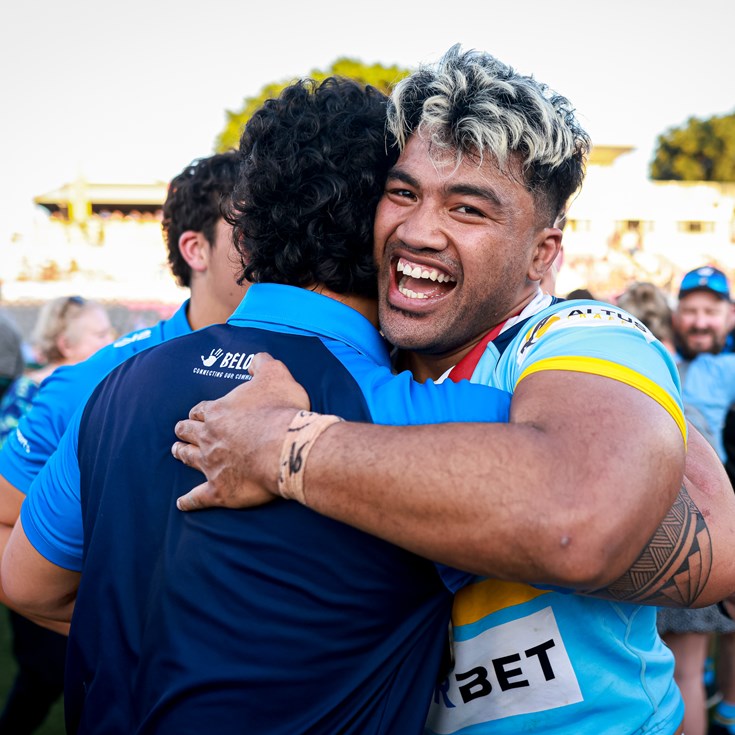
201, 348, 223, 367
428, 607, 582, 731
193, 346, 256, 382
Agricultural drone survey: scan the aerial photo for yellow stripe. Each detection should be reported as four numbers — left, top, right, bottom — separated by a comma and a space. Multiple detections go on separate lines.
453, 579, 549, 626
517, 356, 687, 444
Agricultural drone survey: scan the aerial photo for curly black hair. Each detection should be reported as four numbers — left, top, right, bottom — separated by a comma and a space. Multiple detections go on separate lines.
228, 77, 397, 297
162, 151, 240, 287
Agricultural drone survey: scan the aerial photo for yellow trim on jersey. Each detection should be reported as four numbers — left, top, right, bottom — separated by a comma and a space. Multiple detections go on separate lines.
516, 356, 687, 444
453, 578, 550, 626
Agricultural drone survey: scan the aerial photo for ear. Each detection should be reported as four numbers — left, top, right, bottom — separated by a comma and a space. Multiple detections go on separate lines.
529, 227, 563, 283
178, 231, 209, 274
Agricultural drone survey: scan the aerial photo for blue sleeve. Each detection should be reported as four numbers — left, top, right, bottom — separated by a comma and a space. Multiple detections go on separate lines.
0, 357, 111, 494
21, 409, 85, 572
0, 317, 179, 494
325, 343, 511, 426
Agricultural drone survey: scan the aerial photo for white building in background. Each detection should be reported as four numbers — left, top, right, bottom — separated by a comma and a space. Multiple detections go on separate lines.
2, 154, 735, 304
560, 146, 735, 299
0, 177, 187, 303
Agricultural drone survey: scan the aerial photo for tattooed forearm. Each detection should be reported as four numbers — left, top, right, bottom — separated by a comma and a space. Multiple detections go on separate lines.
585, 483, 712, 607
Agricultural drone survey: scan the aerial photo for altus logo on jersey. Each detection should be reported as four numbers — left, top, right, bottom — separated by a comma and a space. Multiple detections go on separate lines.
193, 347, 256, 381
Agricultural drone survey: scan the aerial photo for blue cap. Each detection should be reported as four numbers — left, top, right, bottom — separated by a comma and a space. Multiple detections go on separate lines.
678, 266, 731, 301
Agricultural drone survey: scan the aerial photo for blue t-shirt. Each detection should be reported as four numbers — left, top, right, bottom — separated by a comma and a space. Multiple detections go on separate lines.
0, 302, 191, 493
678, 352, 735, 462
0, 376, 39, 448
23, 284, 511, 735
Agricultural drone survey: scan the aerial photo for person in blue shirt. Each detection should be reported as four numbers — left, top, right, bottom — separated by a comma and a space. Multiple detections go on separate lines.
166, 47, 735, 735
0, 151, 246, 732
0, 294, 113, 735
3, 77, 511, 735
667, 266, 735, 735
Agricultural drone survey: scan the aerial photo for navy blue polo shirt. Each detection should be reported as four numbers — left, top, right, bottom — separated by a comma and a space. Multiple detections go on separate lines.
22, 284, 511, 735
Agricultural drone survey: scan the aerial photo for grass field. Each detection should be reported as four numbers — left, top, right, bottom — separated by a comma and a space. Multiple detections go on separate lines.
0, 607, 65, 735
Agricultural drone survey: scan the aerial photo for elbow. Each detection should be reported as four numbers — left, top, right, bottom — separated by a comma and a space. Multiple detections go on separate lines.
528, 511, 636, 589
2, 575, 70, 621
536, 533, 622, 589
2, 569, 40, 616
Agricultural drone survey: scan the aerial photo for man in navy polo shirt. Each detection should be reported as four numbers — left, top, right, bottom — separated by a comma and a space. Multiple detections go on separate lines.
3, 78, 511, 734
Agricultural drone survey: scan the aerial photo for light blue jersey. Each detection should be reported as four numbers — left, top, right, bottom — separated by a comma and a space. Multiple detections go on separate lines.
427, 295, 686, 735
0, 302, 191, 494
678, 351, 735, 462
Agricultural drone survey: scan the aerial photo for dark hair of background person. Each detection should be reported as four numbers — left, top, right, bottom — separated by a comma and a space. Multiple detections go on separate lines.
162, 152, 240, 288
566, 288, 595, 301
228, 77, 398, 298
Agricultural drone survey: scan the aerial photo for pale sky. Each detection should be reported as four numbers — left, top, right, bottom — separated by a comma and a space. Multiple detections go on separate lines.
1, 0, 733, 239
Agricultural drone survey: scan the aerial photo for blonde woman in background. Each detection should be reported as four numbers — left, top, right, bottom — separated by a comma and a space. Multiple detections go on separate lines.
0, 294, 112, 735
0, 296, 113, 447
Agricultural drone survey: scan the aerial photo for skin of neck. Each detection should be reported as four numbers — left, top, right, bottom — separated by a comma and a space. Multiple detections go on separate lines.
185, 278, 245, 332
310, 284, 379, 328
395, 288, 540, 382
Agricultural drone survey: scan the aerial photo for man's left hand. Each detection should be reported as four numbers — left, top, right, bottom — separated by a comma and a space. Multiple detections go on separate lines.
172, 353, 310, 511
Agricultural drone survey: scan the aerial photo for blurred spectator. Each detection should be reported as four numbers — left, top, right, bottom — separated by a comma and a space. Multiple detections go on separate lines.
619, 270, 735, 735
0, 296, 113, 446
566, 287, 596, 301
0, 295, 112, 735
617, 281, 676, 353
0, 314, 23, 401
617, 276, 735, 735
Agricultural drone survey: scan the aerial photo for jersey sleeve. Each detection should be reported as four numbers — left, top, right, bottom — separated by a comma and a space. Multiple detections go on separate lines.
504, 301, 687, 443
0, 362, 98, 494
0, 314, 186, 494
325, 344, 512, 426
20, 409, 85, 572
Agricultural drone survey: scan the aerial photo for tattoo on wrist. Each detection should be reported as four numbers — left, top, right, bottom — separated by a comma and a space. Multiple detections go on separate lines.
589, 483, 712, 606
277, 411, 343, 504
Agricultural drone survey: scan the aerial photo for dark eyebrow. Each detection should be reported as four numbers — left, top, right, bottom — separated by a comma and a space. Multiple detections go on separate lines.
385, 167, 419, 189
385, 167, 504, 210
447, 184, 504, 209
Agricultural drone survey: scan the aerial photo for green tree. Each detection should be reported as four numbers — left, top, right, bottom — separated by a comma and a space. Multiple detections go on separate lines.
650, 111, 735, 181
215, 58, 411, 152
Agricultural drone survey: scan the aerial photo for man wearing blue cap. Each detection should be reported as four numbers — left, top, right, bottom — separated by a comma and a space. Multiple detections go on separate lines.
675, 266, 734, 362
668, 265, 735, 735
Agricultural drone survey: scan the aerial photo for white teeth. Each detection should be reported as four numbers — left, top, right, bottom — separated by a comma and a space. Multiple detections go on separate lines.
396, 258, 456, 283
398, 282, 429, 299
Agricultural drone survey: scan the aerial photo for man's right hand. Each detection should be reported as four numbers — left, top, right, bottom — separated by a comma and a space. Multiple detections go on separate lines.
172, 353, 310, 511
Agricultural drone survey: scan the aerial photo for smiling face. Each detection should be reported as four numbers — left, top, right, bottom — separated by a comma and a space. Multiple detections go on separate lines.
374, 134, 561, 373
674, 290, 733, 358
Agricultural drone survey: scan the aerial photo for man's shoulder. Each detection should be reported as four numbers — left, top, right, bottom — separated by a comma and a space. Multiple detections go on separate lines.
509, 299, 658, 359
479, 298, 680, 399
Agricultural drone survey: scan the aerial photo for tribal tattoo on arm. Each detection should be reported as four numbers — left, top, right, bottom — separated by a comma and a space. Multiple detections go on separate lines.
586, 483, 712, 607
